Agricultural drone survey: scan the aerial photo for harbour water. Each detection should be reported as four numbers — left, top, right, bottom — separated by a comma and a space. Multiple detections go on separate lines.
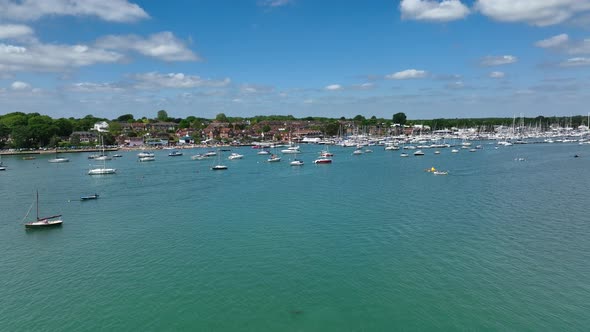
1, 143, 589, 330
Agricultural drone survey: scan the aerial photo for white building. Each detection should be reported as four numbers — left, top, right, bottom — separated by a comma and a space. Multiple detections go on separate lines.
93, 121, 109, 133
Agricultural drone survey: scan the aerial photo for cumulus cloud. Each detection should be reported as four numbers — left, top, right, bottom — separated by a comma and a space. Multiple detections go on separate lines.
476, 0, 590, 26
386, 69, 428, 80
536, 33, 569, 49
489, 71, 505, 78
324, 84, 343, 91
536, 34, 590, 55
11, 80, 30, 90
480, 55, 517, 66
0, 0, 149, 22
96, 32, 199, 61
258, 0, 294, 7
0, 24, 34, 40
400, 0, 470, 22
132, 72, 230, 89
0, 42, 123, 72
559, 57, 590, 67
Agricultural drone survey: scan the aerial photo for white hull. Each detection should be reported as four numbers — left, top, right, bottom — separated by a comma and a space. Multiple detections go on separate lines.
88, 168, 116, 175
48, 158, 69, 163
25, 219, 63, 228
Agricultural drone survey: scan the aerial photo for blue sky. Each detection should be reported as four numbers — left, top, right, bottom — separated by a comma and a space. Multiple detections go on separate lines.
0, 0, 589, 120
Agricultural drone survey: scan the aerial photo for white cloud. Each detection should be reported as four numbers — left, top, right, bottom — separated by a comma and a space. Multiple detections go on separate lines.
0, 0, 149, 22
386, 69, 428, 80
0, 42, 123, 72
535, 34, 590, 55
96, 32, 199, 61
238, 84, 274, 95
445, 81, 464, 89
489, 71, 505, 78
400, 0, 470, 22
325, 84, 343, 91
535, 34, 569, 48
132, 72, 230, 89
480, 55, 517, 66
68, 82, 125, 93
476, 0, 590, 26
354, 82, 375, 90
258, 0, 293, 7
11, 80, 30, 90
0, 24, 33, 40
560, 57, 590, 67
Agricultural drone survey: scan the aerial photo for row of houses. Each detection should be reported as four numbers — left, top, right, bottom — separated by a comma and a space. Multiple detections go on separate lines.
70, 120, 442, 146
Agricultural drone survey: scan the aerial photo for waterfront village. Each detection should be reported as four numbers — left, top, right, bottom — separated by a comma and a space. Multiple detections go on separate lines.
1, 111, 590, 152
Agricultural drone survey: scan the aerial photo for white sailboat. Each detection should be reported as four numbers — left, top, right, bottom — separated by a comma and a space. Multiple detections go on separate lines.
0, 154, 6, 171
211, 149, 228, 170
88, 136, 116, 175
24, 191, 63, 228
48, 147, 69, 163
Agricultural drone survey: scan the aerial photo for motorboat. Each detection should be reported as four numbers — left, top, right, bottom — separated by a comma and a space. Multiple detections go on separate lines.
433, 171, 448, 175
400, 153, 409, 157
48, 157, 70, 163
211, 165, 228, 170
80, 194, 99, 201
281, 146, 301, 154
313, 158, 332, 164
319, 150, 334, 157
138, 156, 155, 162
267, 154, 281, 162
137, 152, 155, 158
290, 159, 304, 166
413, 150, 425, 156
168, 150, 183, 157
228, 153, 244, 160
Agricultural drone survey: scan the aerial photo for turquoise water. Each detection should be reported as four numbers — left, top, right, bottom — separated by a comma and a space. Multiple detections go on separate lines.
1, 144, 589, 331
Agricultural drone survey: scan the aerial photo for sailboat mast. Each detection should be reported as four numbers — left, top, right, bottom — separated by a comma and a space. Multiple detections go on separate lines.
36, 190, 39, 221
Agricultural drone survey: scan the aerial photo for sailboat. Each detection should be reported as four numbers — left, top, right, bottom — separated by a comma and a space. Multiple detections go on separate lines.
211, 149, 228, 170
290, 151, 304, 166
48, 147, 69, 163
88, 135, 116, 175
24, 191, 63, 228
0, 154, 6, 171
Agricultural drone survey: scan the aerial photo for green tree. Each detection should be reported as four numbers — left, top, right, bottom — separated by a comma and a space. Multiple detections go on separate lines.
70, 133, 81, 146
215, 113, 228, 122
157, 110, 169, 121
324, 121, 340, 136
11, 126, 31, 148
262, 125, 271, 133
117, 114, 134, 122
393, 112, 407, 125
54, 118, 73, 137
108, 121, 122, 136
353, 115, 366, 123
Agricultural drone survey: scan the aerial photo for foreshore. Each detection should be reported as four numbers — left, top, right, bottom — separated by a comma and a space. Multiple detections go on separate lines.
0, 144, 236, 155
